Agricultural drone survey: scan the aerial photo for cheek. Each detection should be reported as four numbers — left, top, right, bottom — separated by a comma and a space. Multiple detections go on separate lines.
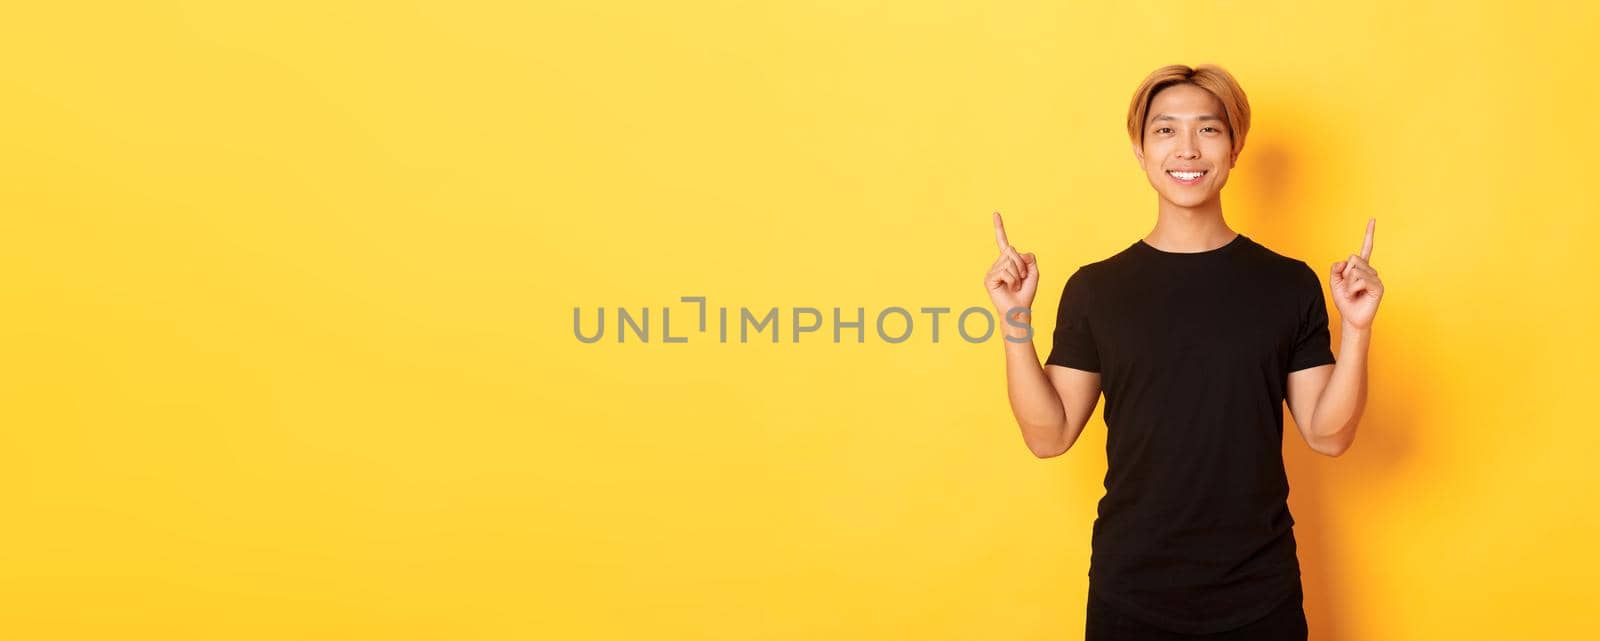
1142, 148, 1166, 173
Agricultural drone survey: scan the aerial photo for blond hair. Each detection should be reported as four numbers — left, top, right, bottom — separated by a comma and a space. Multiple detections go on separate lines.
1127, 64, 1251, 160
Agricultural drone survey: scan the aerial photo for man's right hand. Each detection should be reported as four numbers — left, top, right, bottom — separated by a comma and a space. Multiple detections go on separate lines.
985, 211, 1039, 319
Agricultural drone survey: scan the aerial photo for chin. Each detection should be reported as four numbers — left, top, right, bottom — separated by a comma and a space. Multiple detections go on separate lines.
1161, 192, 1216, 208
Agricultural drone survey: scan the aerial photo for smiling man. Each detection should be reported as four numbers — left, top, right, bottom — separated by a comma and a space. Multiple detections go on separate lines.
983, 64, 1384, 640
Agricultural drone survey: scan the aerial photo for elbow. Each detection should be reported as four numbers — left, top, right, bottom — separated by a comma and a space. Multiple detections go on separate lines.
1027, 425, 1072, 459
1310, 433, 1353, 458
1307, 415, 1358, 457
1032, 443, 1068, 459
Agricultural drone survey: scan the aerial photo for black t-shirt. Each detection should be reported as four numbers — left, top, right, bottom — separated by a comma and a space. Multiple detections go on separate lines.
1045, 232, 1336, 634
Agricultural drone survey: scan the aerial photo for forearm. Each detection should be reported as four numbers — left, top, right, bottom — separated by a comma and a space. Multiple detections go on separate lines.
1309, 322, 1371, 455
999, 308, 1068, 455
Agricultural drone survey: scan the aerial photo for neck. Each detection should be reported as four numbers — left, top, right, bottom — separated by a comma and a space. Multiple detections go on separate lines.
1144, 196, 1235, 252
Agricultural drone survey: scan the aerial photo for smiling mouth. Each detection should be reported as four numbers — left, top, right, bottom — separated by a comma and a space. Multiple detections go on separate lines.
1166, 169, 1207, 185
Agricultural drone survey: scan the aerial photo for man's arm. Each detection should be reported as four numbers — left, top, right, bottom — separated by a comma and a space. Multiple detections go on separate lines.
1288, 218, 1383, 458
1287, 322, 1370, 457
1000, 308, 1102, 458
983, 212, 1101, 459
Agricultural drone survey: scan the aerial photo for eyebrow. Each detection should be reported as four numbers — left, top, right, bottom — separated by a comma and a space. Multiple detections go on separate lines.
1149, 113, 1224, 122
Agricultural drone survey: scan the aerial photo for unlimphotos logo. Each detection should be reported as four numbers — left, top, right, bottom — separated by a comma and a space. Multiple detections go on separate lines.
575, 296, 1034, 344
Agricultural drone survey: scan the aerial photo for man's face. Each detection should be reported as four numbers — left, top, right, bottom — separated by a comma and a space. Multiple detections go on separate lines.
1132, 83, 1236, 209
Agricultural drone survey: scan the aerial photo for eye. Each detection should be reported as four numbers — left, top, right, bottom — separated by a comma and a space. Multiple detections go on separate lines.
1201, 126, 1219, 133
1155, 127, 1173, 134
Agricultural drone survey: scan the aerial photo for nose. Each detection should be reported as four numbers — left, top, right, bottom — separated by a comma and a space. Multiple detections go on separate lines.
1173, 130, 1201, 160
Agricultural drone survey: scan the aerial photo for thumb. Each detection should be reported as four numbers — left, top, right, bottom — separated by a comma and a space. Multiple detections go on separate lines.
1330, 260, 1346, 281
1021, 252, 1036, 265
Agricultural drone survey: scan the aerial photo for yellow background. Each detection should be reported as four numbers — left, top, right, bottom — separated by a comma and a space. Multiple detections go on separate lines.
3, 1, 1597, 639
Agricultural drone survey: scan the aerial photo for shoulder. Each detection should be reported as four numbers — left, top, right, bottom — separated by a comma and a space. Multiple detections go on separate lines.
1243, 236, 1320, 278
1241, 236, 1325, 298
1244, 236, 1311, 269
1066, 244, 1137, 284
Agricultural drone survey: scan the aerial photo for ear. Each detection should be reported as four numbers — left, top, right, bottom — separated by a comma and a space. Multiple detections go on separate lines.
1131, 141, 1145, 166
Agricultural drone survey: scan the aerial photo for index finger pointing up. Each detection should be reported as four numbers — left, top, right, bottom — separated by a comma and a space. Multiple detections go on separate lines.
993, 211, 1011, 251
1360, 218, 1375, 260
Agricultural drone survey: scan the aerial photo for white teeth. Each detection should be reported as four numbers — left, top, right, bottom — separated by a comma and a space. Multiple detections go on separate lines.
1168, 171, 1204, 180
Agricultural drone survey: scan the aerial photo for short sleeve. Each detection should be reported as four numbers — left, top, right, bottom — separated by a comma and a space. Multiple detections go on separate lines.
1288, 262, 1337, 372
1045, 267, 1101, 372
